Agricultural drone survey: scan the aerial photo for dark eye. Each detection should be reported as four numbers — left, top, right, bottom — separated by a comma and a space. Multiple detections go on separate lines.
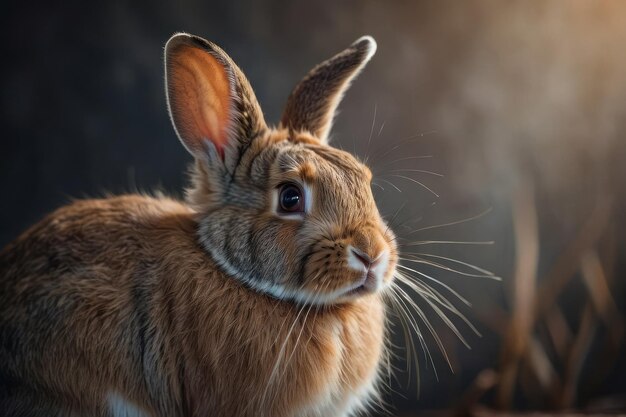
278, 183, 304, 213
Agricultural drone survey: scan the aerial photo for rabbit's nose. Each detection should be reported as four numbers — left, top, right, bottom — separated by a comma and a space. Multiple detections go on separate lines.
351, 248, 372, 268
348, 246, 383, 271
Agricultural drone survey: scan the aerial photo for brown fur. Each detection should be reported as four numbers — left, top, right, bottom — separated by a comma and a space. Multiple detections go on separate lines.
0, 33, 394, 417
281, 37, 377, 143
0, 196, 385, 416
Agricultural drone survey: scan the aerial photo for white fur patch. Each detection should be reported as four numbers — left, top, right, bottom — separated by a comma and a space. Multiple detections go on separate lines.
370, 249, 390, 291
302, 182, 313, 213
106, 391, 151, 417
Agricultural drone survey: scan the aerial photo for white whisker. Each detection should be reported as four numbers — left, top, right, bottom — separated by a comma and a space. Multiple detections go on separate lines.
377, 120, 386, 137
393, 283, 445, 376
374, 155, 434, 172
396, 268, 481, 341
382, 174, 439, 198
399, 255, 500, 280
400, 240, 494, 247
397, 264, 471, 307
384, 168, 444, 177
376, 177, 403, 193
388, 285, 431, 385
404, 207, 493, 236
371, 181, 385, 191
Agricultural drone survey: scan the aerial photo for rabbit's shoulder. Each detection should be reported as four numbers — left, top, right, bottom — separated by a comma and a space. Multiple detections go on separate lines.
0, 194, 198, 278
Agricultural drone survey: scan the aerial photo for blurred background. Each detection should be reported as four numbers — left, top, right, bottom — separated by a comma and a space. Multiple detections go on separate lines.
1, 0, 625, 415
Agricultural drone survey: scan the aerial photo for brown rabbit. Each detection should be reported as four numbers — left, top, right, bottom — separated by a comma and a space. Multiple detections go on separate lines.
0, 33, 397, 417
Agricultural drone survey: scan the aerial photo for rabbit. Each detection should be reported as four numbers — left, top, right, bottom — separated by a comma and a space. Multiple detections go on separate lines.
0, 32, 398, 417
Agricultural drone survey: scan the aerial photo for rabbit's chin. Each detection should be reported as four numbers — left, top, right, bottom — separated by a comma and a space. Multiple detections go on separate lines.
266, 283, 389, 306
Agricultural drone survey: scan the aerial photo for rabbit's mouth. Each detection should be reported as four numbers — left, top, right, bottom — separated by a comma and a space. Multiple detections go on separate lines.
342, 271, 379, 297
335, 247, 393, 301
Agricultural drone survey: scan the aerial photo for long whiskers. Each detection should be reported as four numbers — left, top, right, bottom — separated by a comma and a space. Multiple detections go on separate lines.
401, 272, 478, 345
381, 168, 443, 178
373, 155, 433, 173
396, 263, 471, 307
381, 174, 439, 198
392, 282, 442, 377
386, 232, 496, 389
273, 279, 329, 384
404, 208, 493, 236
257, 271, 330, 415
376, 177, 403, 193
399, 239, 495, 247
387, 285, 430, 388
399, 254, 500, 280
256, 299, 308, 415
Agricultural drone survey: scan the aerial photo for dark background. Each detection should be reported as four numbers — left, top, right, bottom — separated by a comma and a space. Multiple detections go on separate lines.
2, 1, 625, 415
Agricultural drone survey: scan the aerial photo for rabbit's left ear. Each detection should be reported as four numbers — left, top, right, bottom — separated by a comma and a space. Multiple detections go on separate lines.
281, 36, 377, 144
165, 33, 266, 166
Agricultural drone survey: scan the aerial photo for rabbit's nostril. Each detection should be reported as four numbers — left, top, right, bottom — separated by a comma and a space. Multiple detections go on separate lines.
350, 248, 373, 268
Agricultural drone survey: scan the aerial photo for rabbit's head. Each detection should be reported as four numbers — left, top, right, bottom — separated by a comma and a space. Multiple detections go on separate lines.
165, 33, 397, 305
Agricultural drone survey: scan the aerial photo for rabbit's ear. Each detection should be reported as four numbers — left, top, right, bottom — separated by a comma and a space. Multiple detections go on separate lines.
165, 33, 266, 163
281, 36, 376, 144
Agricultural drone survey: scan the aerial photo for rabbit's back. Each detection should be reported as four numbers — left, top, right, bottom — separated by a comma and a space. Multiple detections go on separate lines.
0, 195, 198, 415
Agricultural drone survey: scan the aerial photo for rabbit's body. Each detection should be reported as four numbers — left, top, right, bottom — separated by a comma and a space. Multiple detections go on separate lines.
0, 33, 397, 416
0, 195, 384, 416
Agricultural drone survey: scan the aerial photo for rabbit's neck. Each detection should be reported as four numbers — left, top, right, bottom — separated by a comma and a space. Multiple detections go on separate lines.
177, 264, 386, 417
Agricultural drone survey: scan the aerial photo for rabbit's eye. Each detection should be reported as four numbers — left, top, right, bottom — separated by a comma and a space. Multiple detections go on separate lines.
278, 183, 304, 213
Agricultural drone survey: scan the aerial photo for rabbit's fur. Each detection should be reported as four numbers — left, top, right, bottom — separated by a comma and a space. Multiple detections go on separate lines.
0, 33, 397, 417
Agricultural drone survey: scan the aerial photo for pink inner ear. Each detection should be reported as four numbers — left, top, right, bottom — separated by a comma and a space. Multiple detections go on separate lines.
168, 45, 232, 158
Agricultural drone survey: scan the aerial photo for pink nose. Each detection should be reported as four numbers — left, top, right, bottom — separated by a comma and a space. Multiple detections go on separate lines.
350, 248, 377, 269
